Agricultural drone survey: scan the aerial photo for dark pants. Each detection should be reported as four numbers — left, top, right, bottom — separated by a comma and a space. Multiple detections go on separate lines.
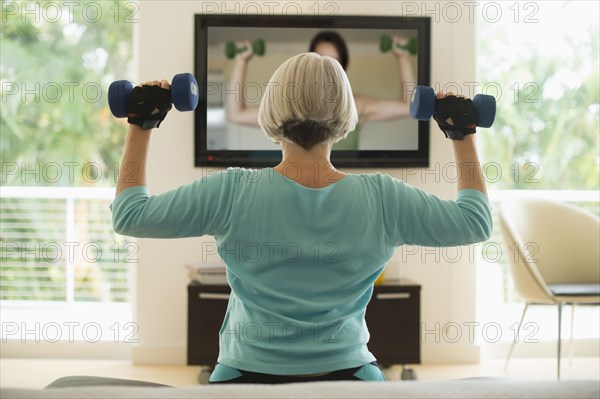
208, 361, 385, 384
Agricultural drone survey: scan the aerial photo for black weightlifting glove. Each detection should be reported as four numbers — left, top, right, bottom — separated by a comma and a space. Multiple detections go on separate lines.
127, 85, 172, 130
432, 95, 477, 140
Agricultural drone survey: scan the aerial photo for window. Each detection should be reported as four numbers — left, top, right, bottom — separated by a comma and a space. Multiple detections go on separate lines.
1, 1, 137, 343
475, 1, 599, 344
477, 1, 598, 192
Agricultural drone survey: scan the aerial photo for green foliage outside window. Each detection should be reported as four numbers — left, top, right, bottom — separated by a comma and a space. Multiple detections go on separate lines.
477, 2, 599, 191
1, 0, 135, 187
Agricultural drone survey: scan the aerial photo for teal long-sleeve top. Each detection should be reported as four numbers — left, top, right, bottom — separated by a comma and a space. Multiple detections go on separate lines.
110, 167, 492, 375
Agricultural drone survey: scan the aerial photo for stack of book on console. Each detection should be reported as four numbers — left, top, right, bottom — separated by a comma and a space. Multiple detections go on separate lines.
185, 262, 227, 284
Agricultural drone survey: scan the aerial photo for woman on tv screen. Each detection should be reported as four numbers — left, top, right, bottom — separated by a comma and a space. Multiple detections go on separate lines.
225, 31, 415, 150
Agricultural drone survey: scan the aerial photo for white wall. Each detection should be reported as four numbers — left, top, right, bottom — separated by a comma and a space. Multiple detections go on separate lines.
133, 1, 478, 365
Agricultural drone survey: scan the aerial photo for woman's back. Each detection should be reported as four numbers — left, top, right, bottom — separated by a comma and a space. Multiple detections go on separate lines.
110, 52, 492, 381
111, 167, 491, 374
217, 167, 393, 374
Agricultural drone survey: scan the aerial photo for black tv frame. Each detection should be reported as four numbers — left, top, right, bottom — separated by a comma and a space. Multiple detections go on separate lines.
194, 14, 431, 168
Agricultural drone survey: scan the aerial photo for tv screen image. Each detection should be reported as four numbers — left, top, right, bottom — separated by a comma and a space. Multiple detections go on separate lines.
195, 15, 431, 167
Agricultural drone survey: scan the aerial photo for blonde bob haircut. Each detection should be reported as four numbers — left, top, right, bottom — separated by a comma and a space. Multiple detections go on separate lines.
258, 52, 358, 150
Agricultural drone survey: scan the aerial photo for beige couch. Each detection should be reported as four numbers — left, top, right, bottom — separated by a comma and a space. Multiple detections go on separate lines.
2, 379, 599, 398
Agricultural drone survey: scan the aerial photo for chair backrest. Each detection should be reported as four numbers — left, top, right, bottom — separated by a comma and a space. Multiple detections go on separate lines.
499, 197, 600, 300
500, 198, 600, 284
499, 201, 554, 304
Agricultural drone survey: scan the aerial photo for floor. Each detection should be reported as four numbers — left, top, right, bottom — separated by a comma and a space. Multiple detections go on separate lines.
1, 357, 598, 389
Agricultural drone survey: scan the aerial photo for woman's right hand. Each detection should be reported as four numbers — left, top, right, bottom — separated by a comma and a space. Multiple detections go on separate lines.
392, 35, 410, 58
436, 91, 463, 100
235, 40, 254, 62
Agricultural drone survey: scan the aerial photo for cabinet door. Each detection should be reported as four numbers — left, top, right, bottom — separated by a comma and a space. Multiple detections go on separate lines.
187, 285, 231, 365
365, 287, 420, 366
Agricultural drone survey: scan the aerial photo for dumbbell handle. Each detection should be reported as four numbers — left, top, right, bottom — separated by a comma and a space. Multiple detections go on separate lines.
225, 39, 265, 59
225, 41, 249, 59
395, 39, 416, 53
409, 86, 496, 128
380, 35, 417, 55
233, 43, 250, 53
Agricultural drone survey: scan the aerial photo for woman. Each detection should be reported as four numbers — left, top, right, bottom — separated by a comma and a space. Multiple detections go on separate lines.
227, 31, 415, 150
111, 53, 492, 384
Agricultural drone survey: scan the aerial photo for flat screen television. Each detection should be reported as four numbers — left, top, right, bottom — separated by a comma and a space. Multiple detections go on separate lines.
194, 15, 431, 168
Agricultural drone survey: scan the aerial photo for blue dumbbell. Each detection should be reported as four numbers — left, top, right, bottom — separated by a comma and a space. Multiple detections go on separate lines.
409, 86, 496, 128
108, 73, 199, 118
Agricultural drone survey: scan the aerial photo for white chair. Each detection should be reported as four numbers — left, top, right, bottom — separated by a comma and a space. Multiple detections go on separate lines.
499, 197, 600, 379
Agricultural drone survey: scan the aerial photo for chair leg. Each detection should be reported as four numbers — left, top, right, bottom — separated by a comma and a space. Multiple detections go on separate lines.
569, 303, 575, 366
557, 302, 563, 380
505, 302, 529, 371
